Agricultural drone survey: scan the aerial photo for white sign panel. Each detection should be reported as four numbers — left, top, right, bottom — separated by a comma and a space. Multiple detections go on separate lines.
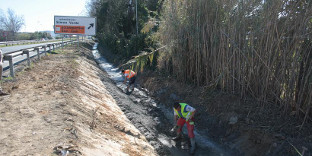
54, 16, 96, 36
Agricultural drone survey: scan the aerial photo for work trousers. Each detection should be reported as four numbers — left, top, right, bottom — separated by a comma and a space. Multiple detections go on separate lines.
177, 117, 195, 138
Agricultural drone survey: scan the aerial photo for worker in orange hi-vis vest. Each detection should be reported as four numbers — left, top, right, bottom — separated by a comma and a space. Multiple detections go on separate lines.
121, 69, 137, 93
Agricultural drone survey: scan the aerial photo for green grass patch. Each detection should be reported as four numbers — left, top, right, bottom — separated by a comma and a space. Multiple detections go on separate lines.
2, 76, 13, 81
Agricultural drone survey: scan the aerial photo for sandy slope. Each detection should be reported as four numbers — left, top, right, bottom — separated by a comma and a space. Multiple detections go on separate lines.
0, 44, 156, 156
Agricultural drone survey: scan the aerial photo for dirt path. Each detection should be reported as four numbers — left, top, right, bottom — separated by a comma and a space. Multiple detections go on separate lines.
0, 43, 156, 156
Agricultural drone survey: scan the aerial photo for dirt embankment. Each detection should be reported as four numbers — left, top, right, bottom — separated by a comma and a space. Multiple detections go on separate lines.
0, 43, 156, 156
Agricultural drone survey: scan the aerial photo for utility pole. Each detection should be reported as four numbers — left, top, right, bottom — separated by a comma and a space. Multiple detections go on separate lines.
136, 0, 138, 35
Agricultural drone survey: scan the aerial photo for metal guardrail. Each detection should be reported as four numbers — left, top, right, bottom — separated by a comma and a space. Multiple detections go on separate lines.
2, 40, 76, 77
0, 39, 61, 46
0, 39, 74, 47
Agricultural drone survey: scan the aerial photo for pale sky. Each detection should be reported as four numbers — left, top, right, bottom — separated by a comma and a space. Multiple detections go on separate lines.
0, 0, 89, 32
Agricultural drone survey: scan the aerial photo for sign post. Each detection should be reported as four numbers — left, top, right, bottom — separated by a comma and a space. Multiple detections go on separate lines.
54, 16, 96, 49
62, 35, 64, 51
77, 35, 79, 48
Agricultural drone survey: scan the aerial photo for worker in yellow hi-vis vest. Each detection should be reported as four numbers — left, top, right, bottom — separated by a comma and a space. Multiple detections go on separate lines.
172, 102, 196, 154
121, 69, 136, 93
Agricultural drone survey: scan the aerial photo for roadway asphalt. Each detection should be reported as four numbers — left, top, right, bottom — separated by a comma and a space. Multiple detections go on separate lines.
1, 41, 67, 54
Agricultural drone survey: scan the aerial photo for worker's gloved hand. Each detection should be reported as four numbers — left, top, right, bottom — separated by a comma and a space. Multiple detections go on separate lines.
187, 118, 194, 125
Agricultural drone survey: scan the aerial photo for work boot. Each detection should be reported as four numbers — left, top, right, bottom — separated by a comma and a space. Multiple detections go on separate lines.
172, 132, 182, 140
190, 138, 196, 154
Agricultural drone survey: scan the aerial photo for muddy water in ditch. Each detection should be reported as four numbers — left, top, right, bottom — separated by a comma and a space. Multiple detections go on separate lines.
92, 43, 231, 156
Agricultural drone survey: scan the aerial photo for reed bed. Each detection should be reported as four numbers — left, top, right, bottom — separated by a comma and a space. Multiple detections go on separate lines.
158, 0, 312, 123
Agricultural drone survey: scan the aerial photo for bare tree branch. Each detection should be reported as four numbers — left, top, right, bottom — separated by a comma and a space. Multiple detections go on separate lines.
0, 8, 24, 34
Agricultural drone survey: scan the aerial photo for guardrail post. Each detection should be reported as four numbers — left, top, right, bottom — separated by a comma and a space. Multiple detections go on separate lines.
42, 45, 47, 56
4, 55, 14, 77
52, 44, 55, 51
23, 50, 30, 66
35, 47, 40, 60
47, 44, 51, 53
77, 35, 79, 48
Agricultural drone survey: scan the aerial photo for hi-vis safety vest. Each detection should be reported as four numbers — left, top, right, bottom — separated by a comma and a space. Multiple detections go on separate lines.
124, 70, 136, 79
174, 103, 191, 120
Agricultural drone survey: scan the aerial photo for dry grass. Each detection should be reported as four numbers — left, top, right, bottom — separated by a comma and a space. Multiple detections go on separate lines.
158, 0, 312, 122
